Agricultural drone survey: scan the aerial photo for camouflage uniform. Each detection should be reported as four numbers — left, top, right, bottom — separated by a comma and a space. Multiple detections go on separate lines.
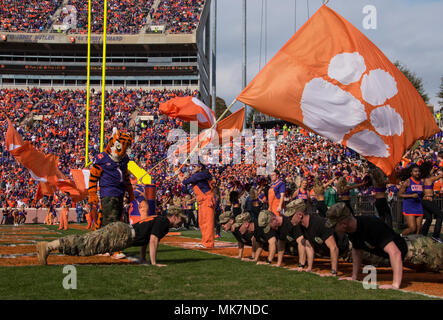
219, 211, 234, 225
59, 222, 134, 256
356, 235, 443, 271
100, 196, 124, 226
403, 234, 443, 272
326, 203, 443, 272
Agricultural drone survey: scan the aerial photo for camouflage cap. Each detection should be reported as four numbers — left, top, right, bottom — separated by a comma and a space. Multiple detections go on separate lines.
284, 199, 307, 218
403, 235, 443, 272
258, 210, 273, 234
167, 205, 188, 223
233, 212, 251, 229
325, 202, 351, 228
219, 211, 234, 225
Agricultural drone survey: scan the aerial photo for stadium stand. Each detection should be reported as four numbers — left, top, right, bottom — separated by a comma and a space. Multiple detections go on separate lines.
54, 0, 155, 34
149, 0, 206, 33
0, 0, 63, 32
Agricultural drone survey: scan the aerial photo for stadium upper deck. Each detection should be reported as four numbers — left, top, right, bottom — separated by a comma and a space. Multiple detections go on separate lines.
0, 0, 212, 105
1, 0, 206, 35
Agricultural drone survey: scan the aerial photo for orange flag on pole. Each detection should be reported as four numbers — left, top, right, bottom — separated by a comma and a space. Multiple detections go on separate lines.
237, 5, 439, 176
217, 107, 245, 141
159, 96, 216, 129
5, 119, 59, 184
175, 107, 245, 154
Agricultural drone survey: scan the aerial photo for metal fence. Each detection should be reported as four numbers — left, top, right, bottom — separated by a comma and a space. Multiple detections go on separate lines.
345, 196, 443, 230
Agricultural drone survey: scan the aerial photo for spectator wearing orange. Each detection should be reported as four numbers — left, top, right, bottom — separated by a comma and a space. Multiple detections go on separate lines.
268, 170, 286, 216
58, 195, 71, 231
179, 163, 215, 249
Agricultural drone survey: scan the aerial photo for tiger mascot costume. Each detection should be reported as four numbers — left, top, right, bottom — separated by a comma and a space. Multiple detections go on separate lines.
88, 129, 135, 230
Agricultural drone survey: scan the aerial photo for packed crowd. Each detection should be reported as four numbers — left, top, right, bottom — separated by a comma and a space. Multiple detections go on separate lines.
55, 0, 154, 34
151, 0, 206, 34
1, 86, 443, 246
1, 0, 206, 34
0, 87, 197, 208
0, 0, 62, 32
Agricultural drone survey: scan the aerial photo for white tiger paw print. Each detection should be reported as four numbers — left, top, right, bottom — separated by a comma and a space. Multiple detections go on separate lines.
300, 52, 404, 158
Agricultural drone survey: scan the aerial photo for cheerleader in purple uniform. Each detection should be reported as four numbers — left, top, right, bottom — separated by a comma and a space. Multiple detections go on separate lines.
398, 164, 424, 236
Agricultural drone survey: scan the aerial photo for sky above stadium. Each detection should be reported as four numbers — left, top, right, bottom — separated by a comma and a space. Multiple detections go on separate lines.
215, 0, 443, 113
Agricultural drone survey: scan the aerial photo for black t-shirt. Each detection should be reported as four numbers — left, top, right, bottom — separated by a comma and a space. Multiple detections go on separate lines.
250, 204, 262, 221
232, 228, 253, 246
254, 222, 276, 245
348, 216, 408, 259
301, 215, 334, 251
276, 216, 302, 243
132, 216, 170, 246
232, 206, 242, 217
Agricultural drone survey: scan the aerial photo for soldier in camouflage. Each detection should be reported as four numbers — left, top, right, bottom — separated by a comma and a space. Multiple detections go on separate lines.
36, 206, 187, 266
219, 211, 255, 259
285, 199, 349, 276
326, 202, 443, 290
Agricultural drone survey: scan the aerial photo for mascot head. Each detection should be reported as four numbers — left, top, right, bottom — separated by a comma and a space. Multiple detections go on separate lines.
105, 128, 133, 161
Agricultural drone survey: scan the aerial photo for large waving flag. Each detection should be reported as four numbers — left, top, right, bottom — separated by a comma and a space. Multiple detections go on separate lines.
175, 107, 245, 155
5, 119, 59, 184
159, 96, 216, 129
5, 119, 86, 202
237, 5, 439, 176
34, 182, 57, 203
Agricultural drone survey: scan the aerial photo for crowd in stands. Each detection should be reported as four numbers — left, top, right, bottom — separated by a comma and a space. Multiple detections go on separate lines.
151, 0, 206, 34
0, 87, 197, 209
1, 0, 206, 34
0, 0, 62, 32
55, 0, 154, 34
1, 86, 442, 243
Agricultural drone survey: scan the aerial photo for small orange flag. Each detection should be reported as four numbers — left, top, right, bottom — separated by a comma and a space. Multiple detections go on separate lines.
159, 96, 216, 129
175, 107, 245, 154
237, 5, 439, 176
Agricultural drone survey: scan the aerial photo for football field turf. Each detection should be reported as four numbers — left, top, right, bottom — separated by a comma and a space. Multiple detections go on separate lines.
0, 225, 440, 300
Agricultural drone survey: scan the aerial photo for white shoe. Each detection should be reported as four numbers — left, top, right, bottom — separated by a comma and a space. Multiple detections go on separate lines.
111, 252, 127, 259
97, 253, 111, 257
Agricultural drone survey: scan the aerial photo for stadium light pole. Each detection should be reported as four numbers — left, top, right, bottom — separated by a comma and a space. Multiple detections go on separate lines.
295, 0, 297, 34
242, 0, 247, 128
211, 0, 217, 114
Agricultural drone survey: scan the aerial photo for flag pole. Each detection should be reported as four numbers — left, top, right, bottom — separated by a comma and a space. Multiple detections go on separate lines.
211, 0, 217, 114
143, 98, 238, 180
172, 98, 238, 176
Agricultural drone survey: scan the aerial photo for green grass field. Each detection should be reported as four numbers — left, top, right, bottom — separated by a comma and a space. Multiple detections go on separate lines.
0, 225, 437, 300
